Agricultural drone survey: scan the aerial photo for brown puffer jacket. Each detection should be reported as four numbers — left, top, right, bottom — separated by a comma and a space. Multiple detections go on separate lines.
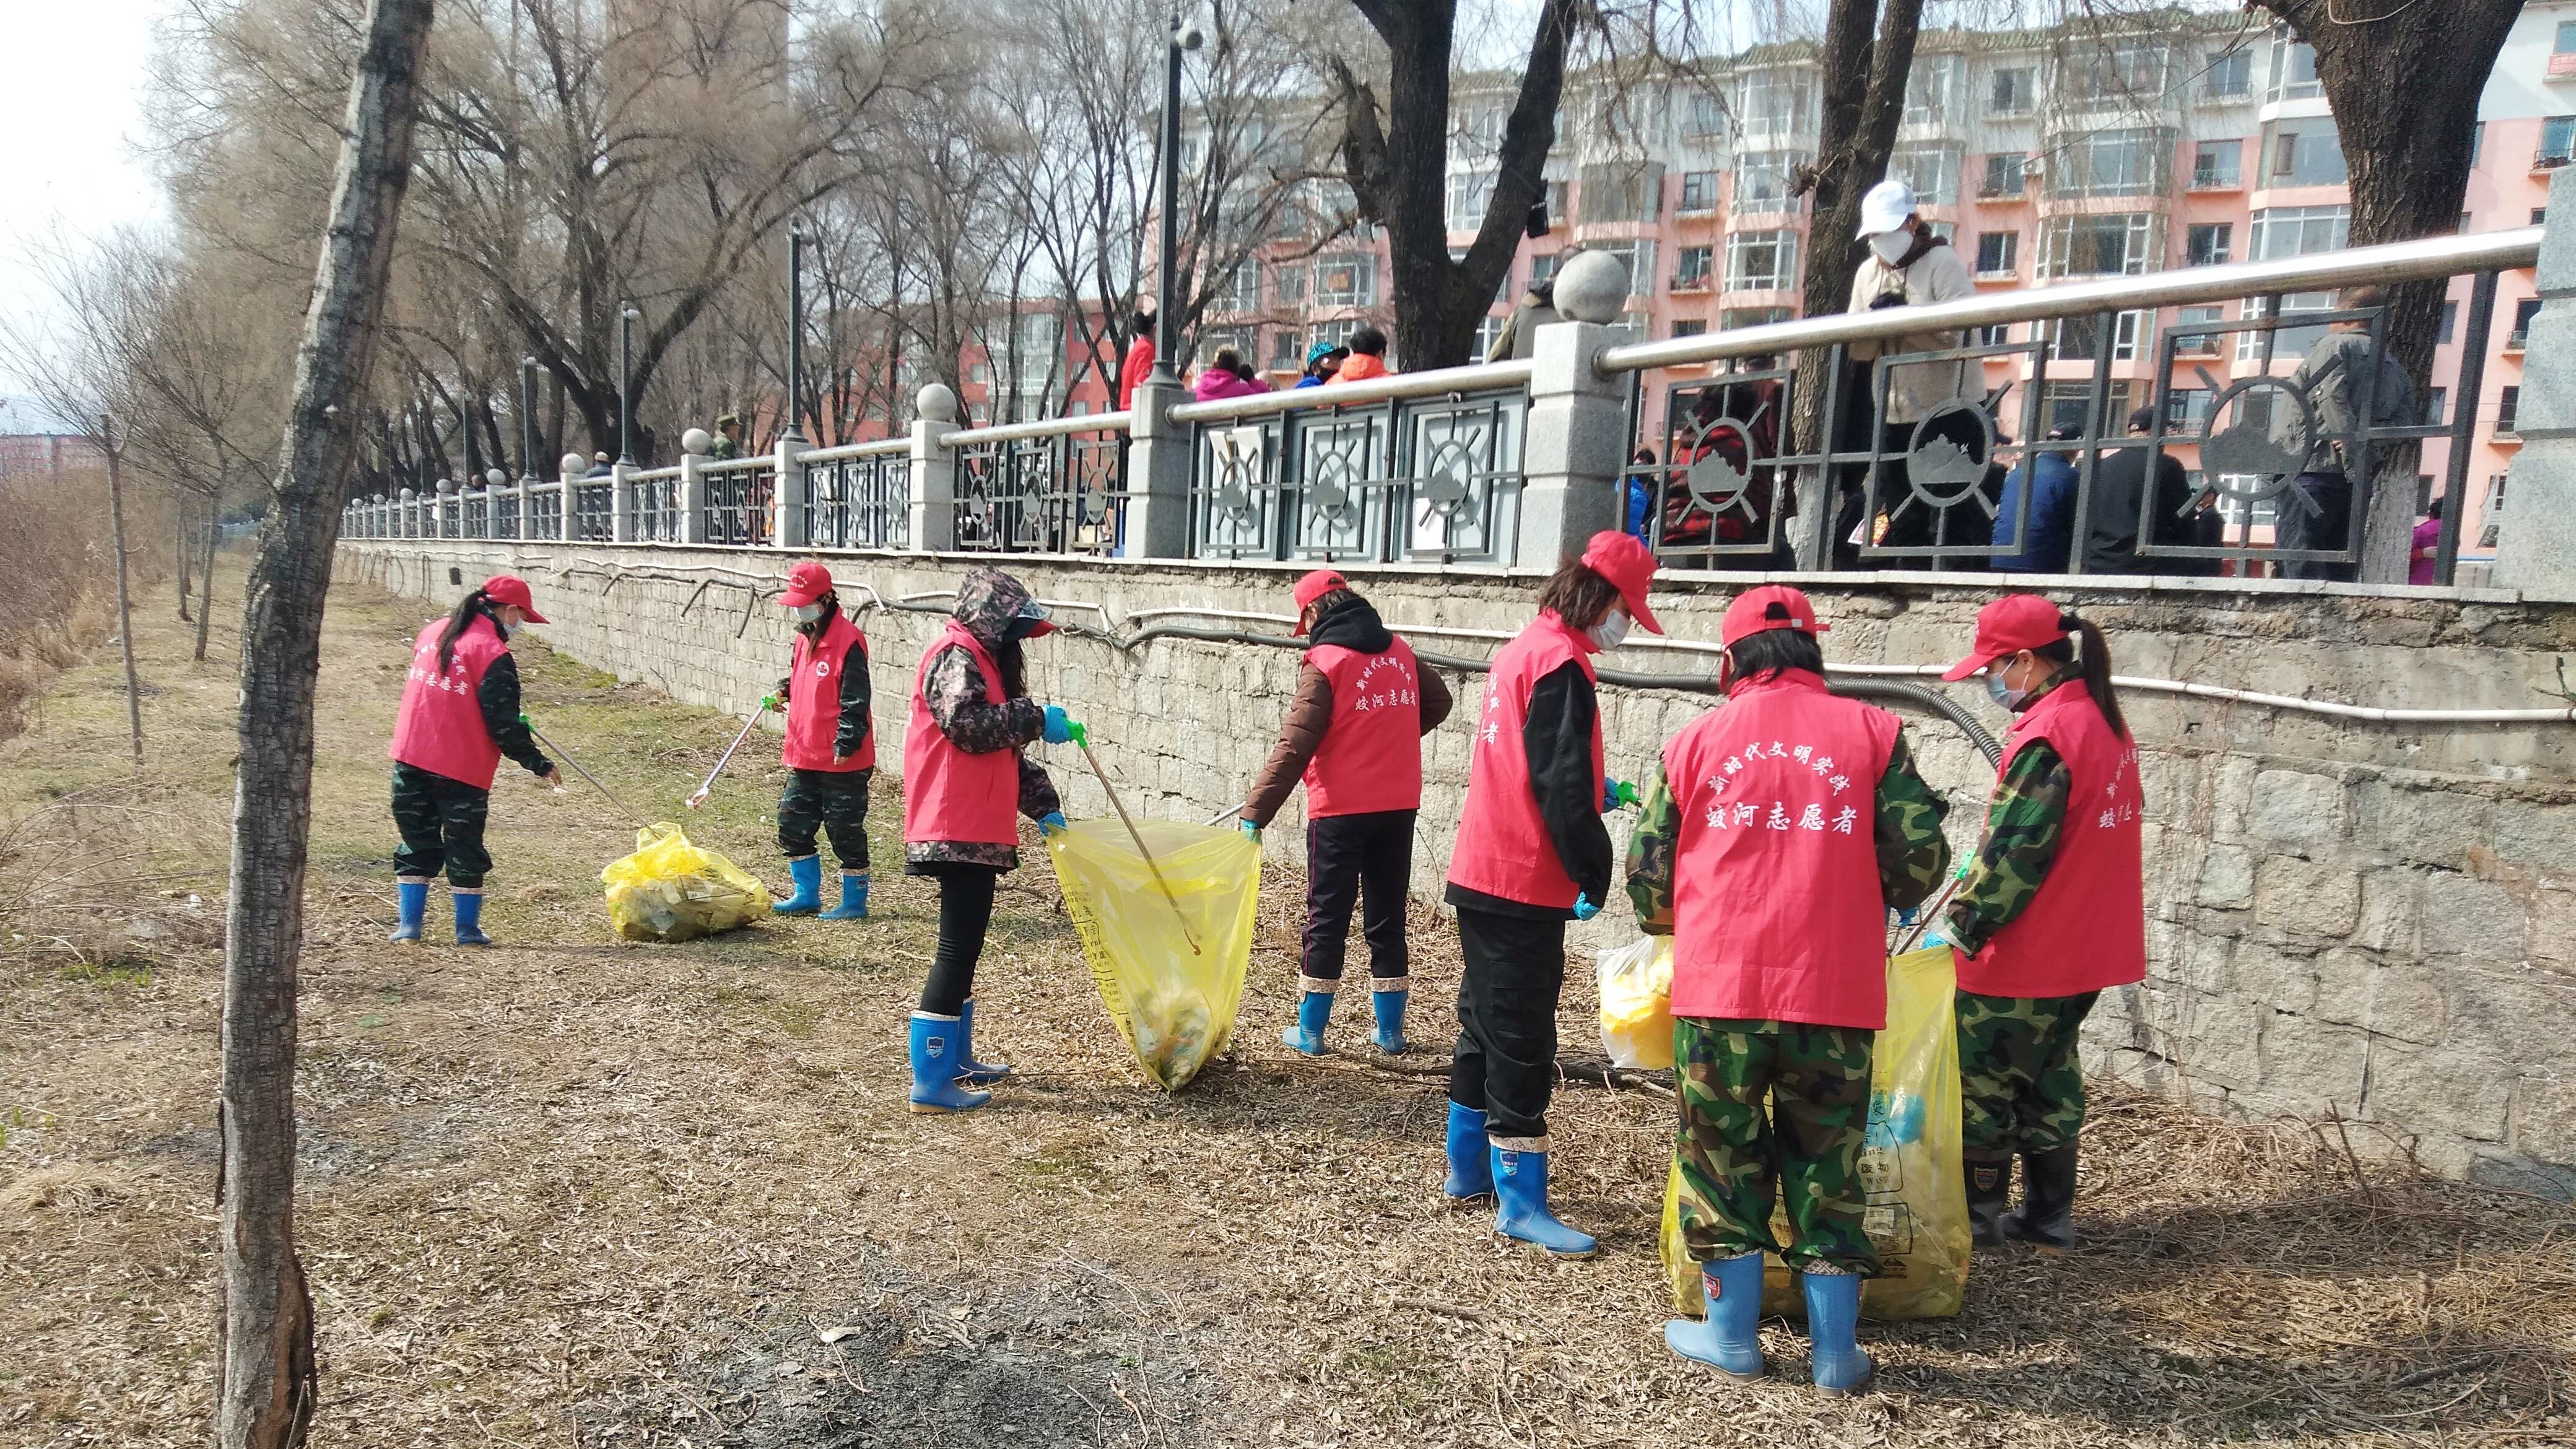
1243, 594, 1453, 826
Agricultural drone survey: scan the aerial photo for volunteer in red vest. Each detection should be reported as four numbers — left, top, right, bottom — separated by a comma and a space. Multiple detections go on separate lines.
1440, 530, 1660, 1259
386, 576, 561, 946
1938, 595, 2144, 1251
764, 562, 876, 921
900, 567, 1073, 1113
1625, 585, 1951, 1391
1242, 570, 1455, 1056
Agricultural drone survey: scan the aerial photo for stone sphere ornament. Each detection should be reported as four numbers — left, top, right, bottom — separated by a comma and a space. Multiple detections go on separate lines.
680, 428, 713, 456
1552, 250, 1627, 324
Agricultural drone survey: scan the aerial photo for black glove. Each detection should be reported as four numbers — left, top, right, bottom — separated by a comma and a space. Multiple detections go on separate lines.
1869, 291, 1910, 311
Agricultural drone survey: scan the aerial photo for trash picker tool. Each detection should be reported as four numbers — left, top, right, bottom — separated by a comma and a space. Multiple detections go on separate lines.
521, 715, 655, 833
1203, 802, 1243, 827
1070, 730, 1203, 957
688, 708, 767, 809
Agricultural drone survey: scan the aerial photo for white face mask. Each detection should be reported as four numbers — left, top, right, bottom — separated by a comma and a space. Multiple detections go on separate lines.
1587, 609, 1632, 651
794, 602, 830, 625
1869, 230, 1913, 266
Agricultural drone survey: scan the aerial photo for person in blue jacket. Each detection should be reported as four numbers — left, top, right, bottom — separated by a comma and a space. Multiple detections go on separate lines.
1992, 426, 2079, 573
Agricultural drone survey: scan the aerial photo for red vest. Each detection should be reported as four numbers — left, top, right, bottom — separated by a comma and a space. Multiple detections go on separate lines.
1446, 611, 1603, 910
1959, 682, 2147, 998
783, 612, 874, 772
388, 614, 510, 790
1665, 671, 1902, 1029
1303, 638, 1424, 817
903, 622, 1020, 848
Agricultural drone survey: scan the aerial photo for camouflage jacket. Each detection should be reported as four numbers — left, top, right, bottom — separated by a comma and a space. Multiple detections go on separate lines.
1943, 738, 2070, 955
1624, 731, 1951, 934
905, 568, 1062, 871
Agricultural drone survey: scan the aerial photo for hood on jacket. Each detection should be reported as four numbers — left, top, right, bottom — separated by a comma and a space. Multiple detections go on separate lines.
1305, 593, 1394, 655
952, 567, 1036, 645
1193, 369, 1261, 402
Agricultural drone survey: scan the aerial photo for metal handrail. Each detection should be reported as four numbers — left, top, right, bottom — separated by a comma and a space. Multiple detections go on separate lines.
1595, 226, 2544, 375
698, 455, 776, 474
799, 437, 913, 463
1167, 360, 1536, 425
623, 464, 683, 482
939, 410, 1135, 448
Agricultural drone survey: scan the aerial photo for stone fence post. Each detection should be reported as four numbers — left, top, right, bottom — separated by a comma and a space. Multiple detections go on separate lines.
1123, 376, 1191, 559
910, 383, 960, 552
775, 431, 810, 548
2496, 164, 2576, 598
1514, 250, 1631, 570
560, 454, 585, 542
678, 429, 711, 545
609, 461, 634, 542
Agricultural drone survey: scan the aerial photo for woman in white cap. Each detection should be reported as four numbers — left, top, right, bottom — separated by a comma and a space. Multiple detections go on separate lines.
1839, 178, 1976, 565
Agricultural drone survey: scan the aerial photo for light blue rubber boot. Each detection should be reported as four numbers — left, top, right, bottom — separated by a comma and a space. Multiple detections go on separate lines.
817, 870, 869, 921
1442, 1102, 1494, 1201
388, 880, 428, 943
1801, 1271, 1875, 1395
908, 1013, 991, 1114
1664, 1251, 1767, 1378
1280, 990, 1332, 1055
1490, 1142, 1598, 1258
773, 856, 823, 915
451, 890, 490, 947
1370, 988, 1408, 1054
955, 997, 1012, 1086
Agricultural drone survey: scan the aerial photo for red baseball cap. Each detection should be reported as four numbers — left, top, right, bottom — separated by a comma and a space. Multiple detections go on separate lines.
1719, 584, 1827, 649
1578, 530, 1664, 635
779, 560, 835, 609
1943, 594, 2071, 681
1290, 568, 1349, 634
481, 574, 547, 624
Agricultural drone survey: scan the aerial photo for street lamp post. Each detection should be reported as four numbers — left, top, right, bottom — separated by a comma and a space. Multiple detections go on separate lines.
519, 356, 540, 479
785, 225, 808, 445
617, 303, 640, 465
1148, 7, 1204, 385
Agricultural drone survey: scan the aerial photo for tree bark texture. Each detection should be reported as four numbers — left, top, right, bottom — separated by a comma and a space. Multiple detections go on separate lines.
1335, 0, 1575, 370
216, 2, 435, 1445
176, 506, 194, 623
196, 507, 220, 664
2247, 0, 2522, 582
102, 420, 144, 765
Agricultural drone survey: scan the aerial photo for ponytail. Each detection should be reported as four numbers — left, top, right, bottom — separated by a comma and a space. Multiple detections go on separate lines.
436, 588, 491, 674
2031, 612, 2126, 738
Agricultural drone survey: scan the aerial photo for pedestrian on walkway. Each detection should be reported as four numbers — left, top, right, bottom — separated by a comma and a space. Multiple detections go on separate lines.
1243, 570, 1455, 1056
386, 575, 560, 946
766, 562, 874, 922
1938, 594, 2143, 1251
710, 412, 744, 460
1626, 585, 1951, 1392
1484, 279, 1560, 363
1191, 347, 1266, 401
1440, 530, 1663, 1258
1338, 326, 1392, 382
1294, 339, 1347, 389
1118, 310, 1157, 409
900, 567, 1074, 1114
1832, 179, 1975, 568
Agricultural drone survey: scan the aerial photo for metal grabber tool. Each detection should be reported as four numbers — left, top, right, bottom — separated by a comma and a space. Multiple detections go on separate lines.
1066, 724, 1203, 956
688, 700, 771, 809
520, 713, 655, 833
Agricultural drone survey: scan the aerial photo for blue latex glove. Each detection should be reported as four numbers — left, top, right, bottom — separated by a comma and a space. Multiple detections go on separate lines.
1037, 811, 1069, 837
1572, 892, 1601, 922
1239, 819, 1262, 841
1602, 779, 1640, 812
1894, 906, 1920, 928
1042, 705, 1077, 745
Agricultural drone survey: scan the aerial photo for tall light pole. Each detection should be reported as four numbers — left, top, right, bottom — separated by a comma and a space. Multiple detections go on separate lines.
785, 224, 809, 445
519, 356, 539, 479
617, 303, 640, 464
1148, 7, 1205, 385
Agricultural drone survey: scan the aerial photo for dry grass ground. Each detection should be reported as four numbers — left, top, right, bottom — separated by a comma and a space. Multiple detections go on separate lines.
2, 560, 2572, 1448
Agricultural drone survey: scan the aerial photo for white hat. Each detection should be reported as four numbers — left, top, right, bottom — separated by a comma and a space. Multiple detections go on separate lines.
1856, 178, 1918, 239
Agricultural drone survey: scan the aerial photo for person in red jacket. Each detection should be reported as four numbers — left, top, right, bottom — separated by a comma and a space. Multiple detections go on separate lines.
1117, 310, 1157, 409
1242, 570, 1455, 1056
1624, 585, 1951, 1391
900, 567, 1074, 1114
1938, 595, 2144, 1251
765, 562, 875, 921
1440, 529, 1662, 1258
386, 575, 561, 946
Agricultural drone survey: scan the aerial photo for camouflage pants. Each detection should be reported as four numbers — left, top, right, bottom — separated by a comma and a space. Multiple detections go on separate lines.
1673, 1016, 1879, 1276
391, 764, 492, 889
778, 767, 872, 871
1956, 990, 2099, 1155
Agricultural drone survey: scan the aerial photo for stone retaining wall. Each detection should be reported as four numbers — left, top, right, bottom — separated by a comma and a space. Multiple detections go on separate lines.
338, 541, 2576, 1196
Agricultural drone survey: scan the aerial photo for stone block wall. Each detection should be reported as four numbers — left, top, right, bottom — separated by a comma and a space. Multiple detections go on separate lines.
339, 542, 2576, 1195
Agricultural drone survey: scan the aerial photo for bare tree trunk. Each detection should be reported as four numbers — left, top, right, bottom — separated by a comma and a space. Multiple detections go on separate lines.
215, 2, 435, 1445
195, 502, 220, 663
102, 419, 144, 765
176, 503, 195, 623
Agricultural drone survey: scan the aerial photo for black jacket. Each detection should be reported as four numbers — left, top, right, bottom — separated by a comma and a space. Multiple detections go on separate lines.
1445, 658, 1611, 920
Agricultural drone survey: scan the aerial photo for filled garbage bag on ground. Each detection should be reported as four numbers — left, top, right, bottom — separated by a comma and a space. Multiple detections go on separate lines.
601, 824, 772, 942
1660, 944, 1970, 1321
1044, 818, 1260, 1091
1597, 934, 1676, 1070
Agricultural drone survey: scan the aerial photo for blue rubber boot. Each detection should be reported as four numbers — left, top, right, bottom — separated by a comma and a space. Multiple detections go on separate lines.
1665, 1252, 1767, 1378
1442, 1102, 1494, 1201
1279, 989, 1332, 1056
955, 997, 1012, 1086
1491, 1142, 1598, 1258
451, 890, 490, 947
908, 1012, 991, 1114
1369, 988, 1408, 1054
817, 870, 869, 921
388, 880, 427, 943
1801, 1271, 1875, 1395
773, 856, 823, 915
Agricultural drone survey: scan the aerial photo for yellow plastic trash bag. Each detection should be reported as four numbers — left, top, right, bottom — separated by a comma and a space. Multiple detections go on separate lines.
1044, 819, 1261, 1091
1597, 934, 1676, 1070
1660, 945, 1970, 1321
601, 824, 772, 942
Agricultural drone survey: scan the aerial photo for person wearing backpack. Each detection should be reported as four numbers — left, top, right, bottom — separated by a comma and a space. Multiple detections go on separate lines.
2276, 285, 2416, 581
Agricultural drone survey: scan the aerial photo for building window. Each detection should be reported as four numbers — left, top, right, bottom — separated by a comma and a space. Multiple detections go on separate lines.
1529, 251, 1562, 288
2265, 118, 2348, 186
2051, 127, 2174, 198
2048, 311, 2148, 363
1905, 53, 1963, 128
2044, 379, 2134, 437
1674, 245, 1715, 289
2250, 204, 2349, 259
1671, 319, 1708, 339
2270, 41, 2323, 102
2512, 298, 2541, 347
1979, 152, 2026, 199
2174, 305, 2226, 356
2499, 386, 2521, 435
1970, 321, 2012, 346
2559, 20, 2576, 53
1578, 162, 1665, 224
1314, 254, 1376, 308
2237, 292, 2338, 363
1988, 66, 2034, 116
1447, 170, 1497, 232
2537, 208, 2552, 226
2471, 123, 2484, 169
2187, 223, 2234, 267
2192, 140, 2243, 189
1310, 319, 1361, 354
1214, 264, 1259, 313
1679, 170, 1720, 213
1681, 89, 1725, 141
2424, 387, 2448, 427
2543, 117, 2576, 170
1725, 230, 1799, 292
2204, 47, 2252, 100
2039, 212, 2158, 279
1737, 69, 1814, 139
1473, 313, 1507, 361
1725, 307, 1794, 330
1270, 328, 1300, 369
1596, 240, 1656, 295
1974, 230, 2019, 276
1892, 144, 1961, 206
2166, 387, 2214, 431
2439, 299, 2457, 344
1734, 151, 1806, 211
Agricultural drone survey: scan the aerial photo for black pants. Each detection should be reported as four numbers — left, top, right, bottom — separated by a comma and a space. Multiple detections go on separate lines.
1449, 905, 1567, 1142
1302, 809, 1415, 991
918, 864, 998, 1016
391, 764, 492, 889
778, 766, 872, 871
2274, 470, 2359, 581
